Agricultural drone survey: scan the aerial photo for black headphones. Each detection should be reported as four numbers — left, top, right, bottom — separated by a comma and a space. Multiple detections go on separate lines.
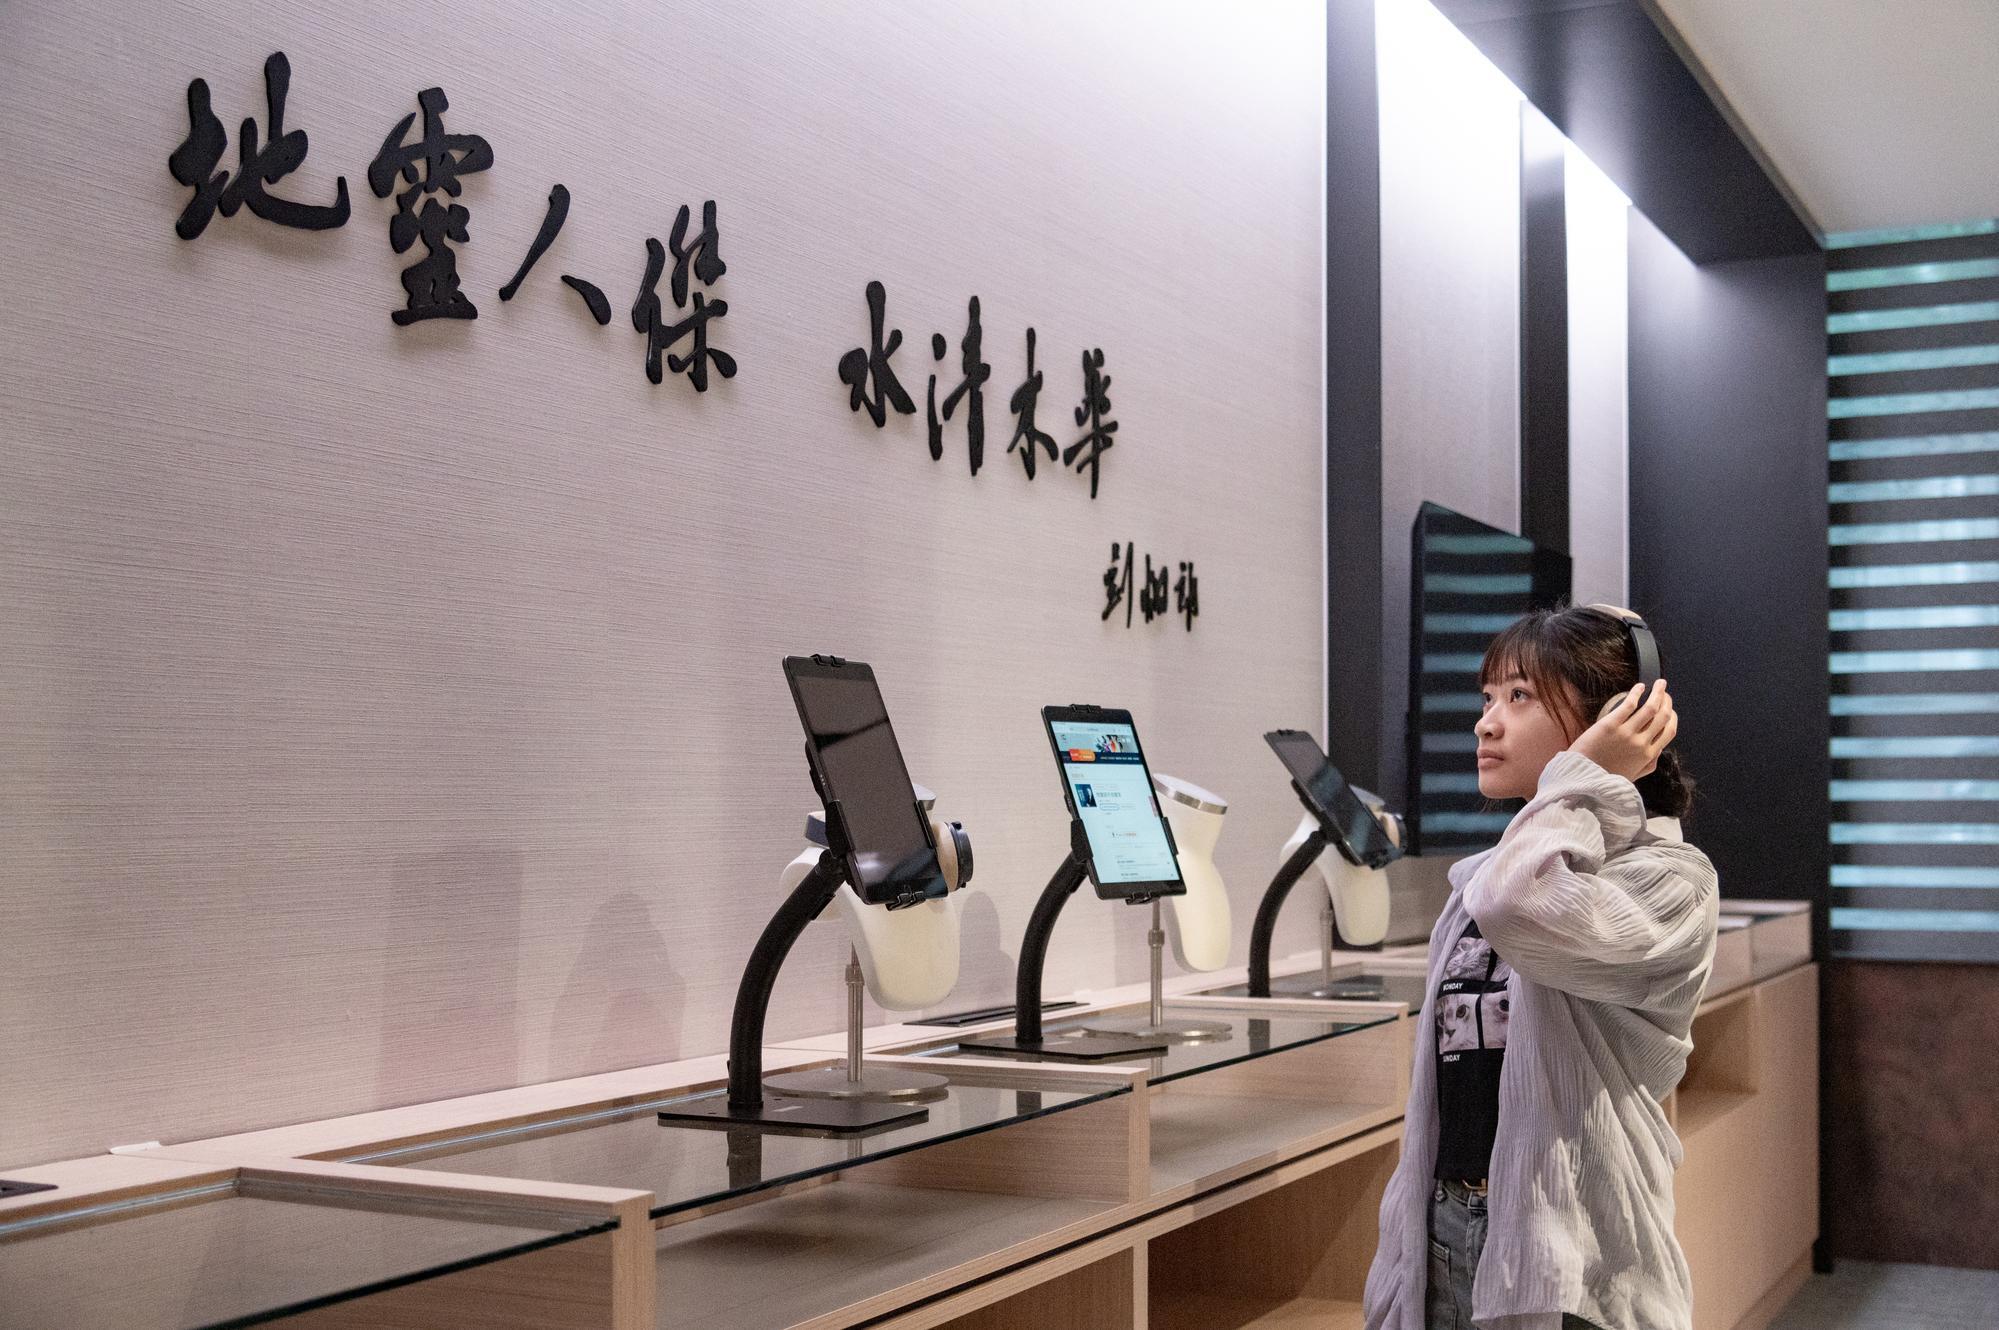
1586, 609, 1661, 724
1619, 612, 1662, 689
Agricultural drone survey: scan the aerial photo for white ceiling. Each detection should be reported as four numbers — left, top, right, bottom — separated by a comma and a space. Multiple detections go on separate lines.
1650, 0, 1999, 238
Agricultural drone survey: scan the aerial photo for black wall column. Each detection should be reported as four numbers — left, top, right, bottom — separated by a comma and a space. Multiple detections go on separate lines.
1519, 105, 1570, 555
1627, 214, 1830, 912
1626, 209, 1831, 1268
1326, 0, 1386, 787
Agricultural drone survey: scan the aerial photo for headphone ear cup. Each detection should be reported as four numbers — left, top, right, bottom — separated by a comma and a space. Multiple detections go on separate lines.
930, 815, 964, 889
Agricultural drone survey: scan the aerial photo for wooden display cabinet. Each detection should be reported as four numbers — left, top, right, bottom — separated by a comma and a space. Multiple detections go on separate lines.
1671, 963, 1819, 1330
1145, 1128, 1398, 1330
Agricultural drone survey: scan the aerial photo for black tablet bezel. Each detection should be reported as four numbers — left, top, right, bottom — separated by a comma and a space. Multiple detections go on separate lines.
1041, 703, 1187, 902
1264, 728, 1401, 870
784, 655, 948, 907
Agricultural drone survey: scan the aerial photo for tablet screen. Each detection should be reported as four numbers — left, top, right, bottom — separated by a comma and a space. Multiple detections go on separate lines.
1047, 717, 1182, 889
1266, 730, 1398, 869
789, 664, 942, 903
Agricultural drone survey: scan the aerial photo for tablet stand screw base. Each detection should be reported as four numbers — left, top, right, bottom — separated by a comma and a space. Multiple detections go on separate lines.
1277, 902, 1361, 999
762, 1065, 950, 1101
764, 948, 949, 1103
1078, 900, 1232, 1044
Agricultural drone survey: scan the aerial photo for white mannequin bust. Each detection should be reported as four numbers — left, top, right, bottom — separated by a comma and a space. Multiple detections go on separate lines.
781, 793, 966, 1011
1278, 786, 1399, 947
1152, 773, 1232, 972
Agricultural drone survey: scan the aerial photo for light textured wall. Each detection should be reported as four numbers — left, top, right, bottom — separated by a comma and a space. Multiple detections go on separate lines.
0, 0, 1328, 1167
1375, 0, 1523, 935
1566, 144, 1631, 609
1375, 0, 1522, 803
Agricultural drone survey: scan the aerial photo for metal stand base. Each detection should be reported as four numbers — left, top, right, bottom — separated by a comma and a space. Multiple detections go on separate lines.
956, 1028, 1167, 1061
763, 1065, 949, 1102
658, 1093, 926, 1137
1297, 976, 1391, 1001
1076, 1013, 1232, 1043
1202, 968, 1397, 1001
762, 947, 952, 1106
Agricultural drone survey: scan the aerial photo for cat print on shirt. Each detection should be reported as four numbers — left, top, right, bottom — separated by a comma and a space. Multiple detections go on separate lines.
1437, 925, 1511, 1059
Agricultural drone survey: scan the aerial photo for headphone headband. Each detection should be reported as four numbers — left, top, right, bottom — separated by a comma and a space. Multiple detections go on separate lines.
1622, 613, 1661, 689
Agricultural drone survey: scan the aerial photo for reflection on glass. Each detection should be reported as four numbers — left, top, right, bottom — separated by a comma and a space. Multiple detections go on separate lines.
1406, 501, 1571, 854
919, 1008, 1395, 1087
1204, 967, 1430, 1008
374, 1081, 1128, 1221
0, 1192, 604, 1330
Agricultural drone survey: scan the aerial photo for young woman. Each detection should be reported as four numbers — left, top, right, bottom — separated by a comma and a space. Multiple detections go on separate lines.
1363, 605, 1719, 1330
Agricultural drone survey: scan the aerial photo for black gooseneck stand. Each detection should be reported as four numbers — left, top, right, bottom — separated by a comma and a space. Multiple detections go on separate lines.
957, 822, 1171, 1061
1245, 781, 1383, 998
659, 823, 934, 1136
1247, 826, 1329, 998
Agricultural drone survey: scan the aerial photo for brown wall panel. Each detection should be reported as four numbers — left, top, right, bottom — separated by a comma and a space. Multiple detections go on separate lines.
1824, 959, 1999, 1269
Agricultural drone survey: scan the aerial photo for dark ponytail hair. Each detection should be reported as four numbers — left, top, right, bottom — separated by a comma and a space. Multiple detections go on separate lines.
1477, 604, 1696, 821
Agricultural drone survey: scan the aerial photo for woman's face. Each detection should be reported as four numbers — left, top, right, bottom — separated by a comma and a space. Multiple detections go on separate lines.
1475, 672, 1577, 801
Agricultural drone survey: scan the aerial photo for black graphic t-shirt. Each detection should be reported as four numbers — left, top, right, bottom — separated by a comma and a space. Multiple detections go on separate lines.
1434, 919, 1512, 1182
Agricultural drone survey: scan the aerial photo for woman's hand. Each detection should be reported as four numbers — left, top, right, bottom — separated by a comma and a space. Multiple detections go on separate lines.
1570, 679, 1677, 782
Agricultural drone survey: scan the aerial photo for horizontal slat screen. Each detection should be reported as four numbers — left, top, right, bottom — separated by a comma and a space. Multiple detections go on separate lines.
1405, 502, 1572, 854
1827, 218, 1999, 963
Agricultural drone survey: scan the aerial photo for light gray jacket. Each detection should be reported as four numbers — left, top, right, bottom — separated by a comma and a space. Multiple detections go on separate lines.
1362, 750, 1720, 1330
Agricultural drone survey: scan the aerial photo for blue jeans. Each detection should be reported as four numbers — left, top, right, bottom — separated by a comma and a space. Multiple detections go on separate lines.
1427, 1180, 1604, 1329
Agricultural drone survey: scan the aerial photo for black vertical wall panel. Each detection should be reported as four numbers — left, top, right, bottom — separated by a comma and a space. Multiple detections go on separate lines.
1520, 105, 1571, 554
1627, 212, 1831, 1271
1327, 0, 1386, 787
1627, 213, 1829, 905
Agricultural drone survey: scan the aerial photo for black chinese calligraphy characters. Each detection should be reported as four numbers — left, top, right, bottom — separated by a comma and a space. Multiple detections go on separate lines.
169, 52, 351, 241
927, 296, 990, 473
667, 200, 725, 307
838, 281, 917, 428
844, 307, 1119, 497
1101, 543, 1199, 632
1139, 555, 1170, 623
1005, 327, 1059, 480
631, 201, 734, 390
367, 86, 493, 325
497, 184, 610, 324
1174, 561, 1199, 630
1064, 347, 1117, 499
1103, 541, 1133, 628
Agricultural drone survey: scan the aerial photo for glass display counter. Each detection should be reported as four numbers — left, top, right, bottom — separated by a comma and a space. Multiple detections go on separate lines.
914, 1006, 1394, 1083
918, 1004, 1409, 1205
370, 1078, 1130, 1222
0, 1168, 617, 1330
358, 1065, 1143, 1330
1199, 961, 1430, 1008
9, 992, 1412, 1330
